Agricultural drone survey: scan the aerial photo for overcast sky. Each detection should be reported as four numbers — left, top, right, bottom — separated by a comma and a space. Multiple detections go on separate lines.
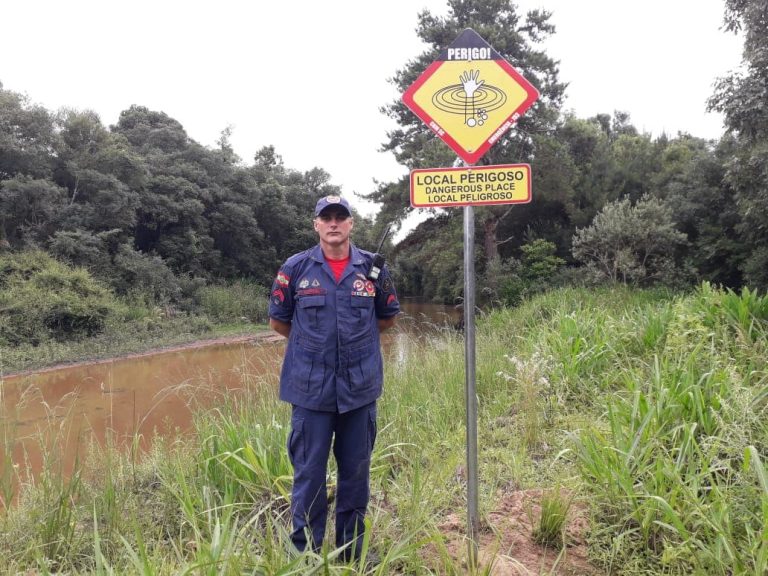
2, 0, 743, 222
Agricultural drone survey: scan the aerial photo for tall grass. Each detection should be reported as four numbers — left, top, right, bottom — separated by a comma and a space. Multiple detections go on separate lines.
195, 280, 269, 324
562, 285, 768, 575
0, 284, 766, 574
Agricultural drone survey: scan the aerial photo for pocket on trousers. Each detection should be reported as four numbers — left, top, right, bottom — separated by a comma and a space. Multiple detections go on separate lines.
287, 418, 305, 467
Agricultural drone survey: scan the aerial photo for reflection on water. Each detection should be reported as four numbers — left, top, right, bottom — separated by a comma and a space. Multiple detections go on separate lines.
0, 301, 459, 496
383, 301, 461, 367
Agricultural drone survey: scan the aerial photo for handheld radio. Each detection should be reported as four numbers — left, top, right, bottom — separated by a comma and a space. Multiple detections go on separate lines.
367, 223, 392, 281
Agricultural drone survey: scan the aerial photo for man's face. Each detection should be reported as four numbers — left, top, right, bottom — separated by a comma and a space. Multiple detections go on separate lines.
314, 208, 353, 248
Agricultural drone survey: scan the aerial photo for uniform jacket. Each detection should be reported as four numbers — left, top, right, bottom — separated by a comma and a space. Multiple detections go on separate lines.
269, 243, 400, 413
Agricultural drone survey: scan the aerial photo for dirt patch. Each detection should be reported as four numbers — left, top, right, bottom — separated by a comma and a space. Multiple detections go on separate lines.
436, 489, 598, 575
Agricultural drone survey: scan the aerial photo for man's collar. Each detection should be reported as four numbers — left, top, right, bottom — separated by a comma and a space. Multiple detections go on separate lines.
310, 243, 365, 265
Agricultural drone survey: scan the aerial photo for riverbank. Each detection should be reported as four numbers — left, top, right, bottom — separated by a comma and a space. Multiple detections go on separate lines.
1, 328, 280, 380
0, 317, 271, 378
1, 285, 766, 574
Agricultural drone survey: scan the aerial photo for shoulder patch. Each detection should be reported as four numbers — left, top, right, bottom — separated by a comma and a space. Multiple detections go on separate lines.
276, 271, 290, 286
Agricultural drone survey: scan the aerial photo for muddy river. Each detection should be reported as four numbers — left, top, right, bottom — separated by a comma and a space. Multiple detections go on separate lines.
0, 301, 459, 492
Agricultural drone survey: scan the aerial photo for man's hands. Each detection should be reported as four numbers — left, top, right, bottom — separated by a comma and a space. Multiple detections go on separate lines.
269, 318, 291, 338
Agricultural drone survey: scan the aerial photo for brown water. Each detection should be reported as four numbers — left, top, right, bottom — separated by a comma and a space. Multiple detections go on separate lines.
0, 301, 459, 498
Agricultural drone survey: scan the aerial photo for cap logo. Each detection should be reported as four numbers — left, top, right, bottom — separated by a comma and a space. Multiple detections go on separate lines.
325, 195, 341, 204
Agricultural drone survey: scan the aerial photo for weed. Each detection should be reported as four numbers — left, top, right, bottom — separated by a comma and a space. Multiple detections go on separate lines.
532, 488, 572, 548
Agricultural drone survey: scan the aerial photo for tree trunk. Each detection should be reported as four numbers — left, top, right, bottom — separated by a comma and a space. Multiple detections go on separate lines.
483, 215, 499, 262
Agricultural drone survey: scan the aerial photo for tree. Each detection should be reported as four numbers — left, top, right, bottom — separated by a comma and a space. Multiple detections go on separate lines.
0, 84, 57, 182
371, 0, 566, 269
0, 176, 68, 247
392, 212, 467, 303
708, 0, 768, 289
572, 195, 689, 286
657, 134, 745, 287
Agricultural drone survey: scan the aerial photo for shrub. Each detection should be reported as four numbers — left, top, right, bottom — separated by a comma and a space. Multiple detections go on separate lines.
194, 280, 268, 323
496, 239, 565, 306
112, 244, 181, 302
572, 195, 689, 286
0, 250, 120, 345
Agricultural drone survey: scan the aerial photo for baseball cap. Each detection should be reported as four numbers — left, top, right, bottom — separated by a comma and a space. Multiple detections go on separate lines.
315, 195, 352, 217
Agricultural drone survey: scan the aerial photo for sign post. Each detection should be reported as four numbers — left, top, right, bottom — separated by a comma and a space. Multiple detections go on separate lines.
463, 201, 479, 564
402, 28, 539, 566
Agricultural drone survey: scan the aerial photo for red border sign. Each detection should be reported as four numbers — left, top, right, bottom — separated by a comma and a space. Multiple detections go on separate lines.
402, 28, 539, 165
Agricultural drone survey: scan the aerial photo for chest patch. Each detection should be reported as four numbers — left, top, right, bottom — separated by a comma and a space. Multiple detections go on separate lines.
352, 278, 375, 297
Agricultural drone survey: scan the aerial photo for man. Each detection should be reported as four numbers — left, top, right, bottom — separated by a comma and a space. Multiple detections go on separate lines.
268, 195, 399, 560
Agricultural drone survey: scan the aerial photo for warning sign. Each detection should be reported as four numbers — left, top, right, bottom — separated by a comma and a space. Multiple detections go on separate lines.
410, 164, 531, 208
402, 28, 539, 165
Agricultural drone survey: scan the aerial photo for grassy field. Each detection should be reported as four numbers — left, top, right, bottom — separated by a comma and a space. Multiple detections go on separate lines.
0, 284, 766, 574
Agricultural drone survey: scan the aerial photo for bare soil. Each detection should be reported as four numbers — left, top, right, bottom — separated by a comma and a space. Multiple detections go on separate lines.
436, 489, 598, 575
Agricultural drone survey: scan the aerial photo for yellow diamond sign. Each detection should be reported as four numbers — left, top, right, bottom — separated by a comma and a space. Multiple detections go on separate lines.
403, 28, 539, 165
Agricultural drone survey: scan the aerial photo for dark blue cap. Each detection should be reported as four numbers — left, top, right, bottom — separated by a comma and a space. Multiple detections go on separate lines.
314, 195, 351, 217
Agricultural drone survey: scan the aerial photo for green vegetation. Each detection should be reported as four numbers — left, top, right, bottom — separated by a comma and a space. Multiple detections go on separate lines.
0, 251, 120, 346
3, 0, 768, 308
532, 488, 572, 549
2, 0, 767, 567
373, 0, 768, 301
0, 251, 269, 374
1, 285, 766, 574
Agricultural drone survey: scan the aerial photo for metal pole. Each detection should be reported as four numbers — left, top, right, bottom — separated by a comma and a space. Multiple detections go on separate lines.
463, 203, 479, 566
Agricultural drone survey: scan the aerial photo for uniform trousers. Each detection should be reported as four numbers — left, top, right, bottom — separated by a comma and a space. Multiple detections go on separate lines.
288, 401, 377, 557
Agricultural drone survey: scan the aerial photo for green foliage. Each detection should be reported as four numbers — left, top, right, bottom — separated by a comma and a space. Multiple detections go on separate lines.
532, 488, 572, 549
49, 230, 182, 302
0, 87, 57, 180
0, 251, 121, 345
0, 176, 68, 247
572, 194, 689, 286
194, 280, 269, 324
196, 394, 292, 504
680, 281, 768, 345
111, 244, 181, 302
708, 0, 768, 290
0, 84, 347, 303
661, 135, 745, 287
392, 213, 466, 303
496, 239, 565, 306
553, 284, 768, 574
1, 285, 768, 573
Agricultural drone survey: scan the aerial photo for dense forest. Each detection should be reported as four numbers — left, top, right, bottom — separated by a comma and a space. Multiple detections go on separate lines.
1, 0, 766, 315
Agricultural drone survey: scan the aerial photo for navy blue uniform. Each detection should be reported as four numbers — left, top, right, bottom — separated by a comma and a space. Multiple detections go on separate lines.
269, 243, 399, 555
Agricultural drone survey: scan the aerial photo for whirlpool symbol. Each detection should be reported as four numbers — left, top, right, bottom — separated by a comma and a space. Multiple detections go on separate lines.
431, 69, 508, 128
